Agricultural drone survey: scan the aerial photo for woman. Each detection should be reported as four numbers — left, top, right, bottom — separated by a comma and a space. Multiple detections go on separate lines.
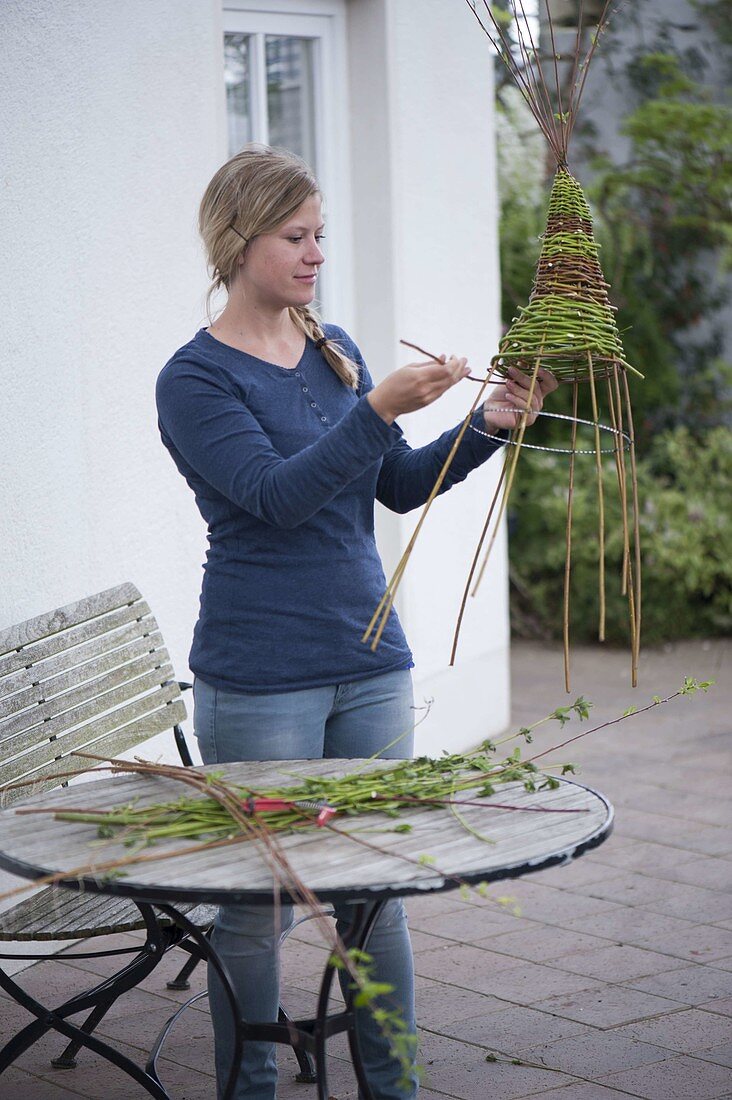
156, 144, 555, 1100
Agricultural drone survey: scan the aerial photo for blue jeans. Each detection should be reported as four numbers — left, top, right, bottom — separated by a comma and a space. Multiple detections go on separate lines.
193, 670, 418, 1100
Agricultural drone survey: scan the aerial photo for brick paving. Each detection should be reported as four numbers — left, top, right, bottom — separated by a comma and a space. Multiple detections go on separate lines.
1, 639, 730, 1098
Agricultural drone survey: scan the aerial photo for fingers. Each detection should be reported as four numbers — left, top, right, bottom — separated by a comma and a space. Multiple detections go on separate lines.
505, 364, 558, 398
412, 356, 470, 389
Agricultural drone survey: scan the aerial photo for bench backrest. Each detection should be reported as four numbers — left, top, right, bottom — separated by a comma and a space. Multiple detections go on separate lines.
0, 583, 186, 805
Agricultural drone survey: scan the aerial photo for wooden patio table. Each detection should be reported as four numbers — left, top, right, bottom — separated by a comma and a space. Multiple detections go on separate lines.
0, 758, 613, 1099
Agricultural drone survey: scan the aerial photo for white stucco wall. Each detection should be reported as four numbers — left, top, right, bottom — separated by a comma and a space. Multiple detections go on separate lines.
0, 0, 225, 750
347, 0, 509, 754
1, 0, 508, 775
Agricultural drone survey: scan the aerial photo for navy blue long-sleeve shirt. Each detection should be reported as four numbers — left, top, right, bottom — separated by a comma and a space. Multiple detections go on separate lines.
156, 324, 503, 693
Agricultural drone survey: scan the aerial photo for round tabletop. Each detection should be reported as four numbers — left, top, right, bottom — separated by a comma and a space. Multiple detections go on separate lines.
0, 759, 613, 905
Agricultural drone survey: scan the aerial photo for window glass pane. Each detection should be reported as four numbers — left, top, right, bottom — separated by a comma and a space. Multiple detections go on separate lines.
265, 36, 316, 170
225, 34, 252, 156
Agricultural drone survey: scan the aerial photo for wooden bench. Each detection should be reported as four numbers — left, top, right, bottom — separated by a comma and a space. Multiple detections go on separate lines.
0, 583, 217, 1094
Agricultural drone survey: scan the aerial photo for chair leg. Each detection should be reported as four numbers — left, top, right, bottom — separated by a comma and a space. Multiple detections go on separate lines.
166, 928, 210, 990
51, 997, 116, 1068
0, 903, 183, 1097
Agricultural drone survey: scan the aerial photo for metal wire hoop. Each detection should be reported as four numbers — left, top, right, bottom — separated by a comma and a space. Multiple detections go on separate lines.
472, 407, 632, 455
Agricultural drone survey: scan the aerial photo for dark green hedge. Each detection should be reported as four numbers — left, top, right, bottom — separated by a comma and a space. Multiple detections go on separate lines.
509, 426, 732, 645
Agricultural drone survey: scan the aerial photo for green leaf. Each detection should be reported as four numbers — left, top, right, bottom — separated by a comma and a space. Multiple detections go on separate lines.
550, 706, 571, 727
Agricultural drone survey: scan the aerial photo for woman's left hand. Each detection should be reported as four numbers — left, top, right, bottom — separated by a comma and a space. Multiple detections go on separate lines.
482, 365, 558, 432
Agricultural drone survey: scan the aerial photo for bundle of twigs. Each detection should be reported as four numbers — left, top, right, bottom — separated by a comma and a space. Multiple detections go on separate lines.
364, 0, 642, 691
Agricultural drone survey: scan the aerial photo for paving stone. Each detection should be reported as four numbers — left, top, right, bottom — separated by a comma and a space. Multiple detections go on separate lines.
597, 1052, 732, 1098
654, 859, 732, 893
588, 838, 706, 874
528, 1084, 660, 1099
610, 1007, 732, 1052
152, 1032, 217, 1078
0, 1068, 87, 1098
699, 998, 732, 1017
661, 827, 732, 859
414, 941, 531, 985
625, 965, 732, 1006
519, 1028, 671, 1078
280, 982, 328, 1019
404, 892, 485, 920
527, 855, 615, 890
280, 939, 332, 983
559, 943, 688, 983
612, 808, 730, 856
286, 967, 345, 1003
433, 952, 586, 1006
406, 902, 536, 940
94, 1005, 183, 1051
412, 976, 506, 1029
407, 927, 464, 954
496, 880, 623, 925
8, 1030, 168, 1098
558, 905, 698, 947
421, 1040, 575, 1099
12, 960, 181, 1022
610, 783, 730, 829
572, 868, 703, 906
695, 1042, 732, 1069
635, 882, 732, 923
639, 923, 732, 963
422, 1005, 587, 1052
459, 959, 599, 1004
532, 985, 683, 1028
482, 924, 609, 964
712, 957, 732, 972
0, 989, 34, 1029
96, 1001, 214, 1070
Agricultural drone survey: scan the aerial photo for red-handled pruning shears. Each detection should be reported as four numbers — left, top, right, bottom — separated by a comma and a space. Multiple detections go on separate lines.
243, 796, 337, 827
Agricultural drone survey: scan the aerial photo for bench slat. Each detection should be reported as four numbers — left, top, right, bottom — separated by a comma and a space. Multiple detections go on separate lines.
0, 648, 173, 748
1, 676, 181, 785
1, 698, 187, 805
0, 886, 216, 940
0, 616, 160, 704
0, 596, 151, 680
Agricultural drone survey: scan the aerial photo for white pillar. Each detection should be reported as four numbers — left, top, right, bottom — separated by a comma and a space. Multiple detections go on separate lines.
347, 0, 510, 753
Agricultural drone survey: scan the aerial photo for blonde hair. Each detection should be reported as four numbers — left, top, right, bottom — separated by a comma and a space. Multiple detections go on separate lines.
199, 144, 359, 389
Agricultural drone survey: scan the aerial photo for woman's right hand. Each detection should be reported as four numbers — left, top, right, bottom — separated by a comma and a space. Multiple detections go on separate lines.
366, 356, 471, 424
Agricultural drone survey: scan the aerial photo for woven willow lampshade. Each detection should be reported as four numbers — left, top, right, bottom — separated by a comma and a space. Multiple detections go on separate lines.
364, 1, 642, 689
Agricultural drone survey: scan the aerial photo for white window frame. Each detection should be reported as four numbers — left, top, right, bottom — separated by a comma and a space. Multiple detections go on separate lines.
222, 0, 354, 328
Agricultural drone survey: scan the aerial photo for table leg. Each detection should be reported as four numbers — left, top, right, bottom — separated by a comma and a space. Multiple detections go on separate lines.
153, 898, 394, 1100
154, 903, 246, 1100
328, 899, 384, 1100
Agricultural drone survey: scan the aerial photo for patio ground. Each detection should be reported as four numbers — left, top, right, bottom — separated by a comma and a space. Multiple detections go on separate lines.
2, 638, 730, 1099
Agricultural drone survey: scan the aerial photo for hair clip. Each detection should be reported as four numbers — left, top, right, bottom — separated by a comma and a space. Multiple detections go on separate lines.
315, 337, 328, 350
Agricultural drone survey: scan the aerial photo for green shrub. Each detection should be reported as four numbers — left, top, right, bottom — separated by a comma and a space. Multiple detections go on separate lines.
509, 426, 732, 645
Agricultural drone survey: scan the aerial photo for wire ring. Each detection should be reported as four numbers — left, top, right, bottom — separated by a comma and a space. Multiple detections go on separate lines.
473, 407, 632, 455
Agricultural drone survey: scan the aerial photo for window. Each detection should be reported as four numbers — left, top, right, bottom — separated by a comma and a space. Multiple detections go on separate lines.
222, 2, 353, 322
225, 33, 316, 166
